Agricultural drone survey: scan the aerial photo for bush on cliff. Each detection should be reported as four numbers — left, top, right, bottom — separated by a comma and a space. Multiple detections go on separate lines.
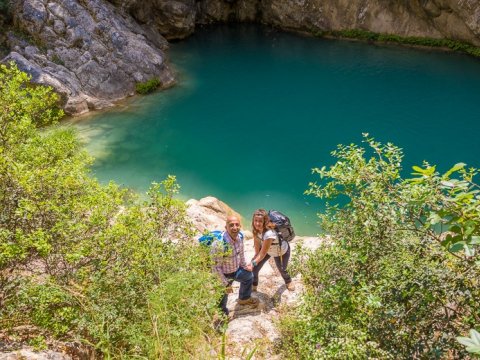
136, 78, 161, 95
279, 135, 479, 359
0, 62, 223, 358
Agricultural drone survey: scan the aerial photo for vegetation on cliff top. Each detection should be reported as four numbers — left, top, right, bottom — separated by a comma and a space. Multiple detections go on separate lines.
312, 28, 480, 58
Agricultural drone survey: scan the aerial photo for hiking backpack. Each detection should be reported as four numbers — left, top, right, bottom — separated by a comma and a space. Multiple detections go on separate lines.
268, 210, 295, 243
198, 230, 244, 252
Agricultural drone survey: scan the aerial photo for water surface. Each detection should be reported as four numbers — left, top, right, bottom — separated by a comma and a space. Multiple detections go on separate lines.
71, 25, 480, 235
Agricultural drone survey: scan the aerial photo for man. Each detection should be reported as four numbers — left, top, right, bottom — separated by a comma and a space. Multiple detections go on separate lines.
212, 215, 259, 316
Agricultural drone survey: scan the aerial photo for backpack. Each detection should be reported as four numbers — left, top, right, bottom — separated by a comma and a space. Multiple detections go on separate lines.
198, 230, 244, 253
268, 210, 295, 243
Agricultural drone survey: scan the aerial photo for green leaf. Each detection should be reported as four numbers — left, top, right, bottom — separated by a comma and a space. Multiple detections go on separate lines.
412, 165, 425, 174
411, 165, 435, 176
428, 213, 442, 225
449, 242, 465, 253
449, 225, 462, 235
440, 180, 455, 188
470, 236, 480, 245
458, 330, 480, 355
457, 336, 477, 347
471, 329, 480, 345
444, 163, 466, 179
440, 238, 451, 247
464, 244, 475, 257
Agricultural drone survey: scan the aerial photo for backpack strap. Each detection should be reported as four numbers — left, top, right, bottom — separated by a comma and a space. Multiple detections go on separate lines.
277, 231, 284, 266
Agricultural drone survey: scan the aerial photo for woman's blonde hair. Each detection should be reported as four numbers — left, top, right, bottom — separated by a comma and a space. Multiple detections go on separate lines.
251, 209, 275, 236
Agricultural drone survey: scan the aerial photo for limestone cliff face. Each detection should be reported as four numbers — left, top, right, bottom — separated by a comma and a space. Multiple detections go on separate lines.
2, 0, 480, 115
107, 0, 197, 40
194, 0, 480, 46
4, 0, 174, 115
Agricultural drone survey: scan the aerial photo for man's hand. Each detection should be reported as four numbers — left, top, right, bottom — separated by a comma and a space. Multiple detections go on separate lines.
244, 263, 253, 272
225, 286, 233, 294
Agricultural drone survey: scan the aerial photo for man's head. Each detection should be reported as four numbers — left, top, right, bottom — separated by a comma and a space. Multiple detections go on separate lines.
225, 215, 241, 239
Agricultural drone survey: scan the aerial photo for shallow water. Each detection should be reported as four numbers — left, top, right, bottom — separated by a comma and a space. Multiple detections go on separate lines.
70, 24, 480, 235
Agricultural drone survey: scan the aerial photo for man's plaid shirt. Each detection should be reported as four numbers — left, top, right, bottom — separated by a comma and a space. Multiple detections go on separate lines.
212, 231, 247, 286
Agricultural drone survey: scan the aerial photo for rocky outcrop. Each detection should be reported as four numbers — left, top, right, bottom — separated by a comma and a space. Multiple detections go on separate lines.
259, 0, 480, 46
193, 0, 480, 46
107, 0, 197, 40
186, 196, 253, 238
3, 0, 480, 115
104, 0, 480, 46
3, 0, 174, 115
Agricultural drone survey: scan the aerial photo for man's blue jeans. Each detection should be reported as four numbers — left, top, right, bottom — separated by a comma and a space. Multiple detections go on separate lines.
219, 267, 253, 315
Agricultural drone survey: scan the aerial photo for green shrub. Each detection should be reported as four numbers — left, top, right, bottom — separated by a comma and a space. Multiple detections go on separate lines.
279, 135, 479, 359
136, 78, 161, 95
0, 63, 223, 358
320, 28, 480, 58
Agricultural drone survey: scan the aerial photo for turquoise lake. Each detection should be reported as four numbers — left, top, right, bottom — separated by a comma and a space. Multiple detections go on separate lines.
71, 24, 480, 236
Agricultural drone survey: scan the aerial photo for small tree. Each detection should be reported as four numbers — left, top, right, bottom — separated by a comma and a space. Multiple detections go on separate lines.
279, 134, 479, 359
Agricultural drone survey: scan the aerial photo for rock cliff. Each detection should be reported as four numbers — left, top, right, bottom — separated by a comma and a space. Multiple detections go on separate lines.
113, 0, 480, 46
3, 0, 174, 115
2, 0, 480, 115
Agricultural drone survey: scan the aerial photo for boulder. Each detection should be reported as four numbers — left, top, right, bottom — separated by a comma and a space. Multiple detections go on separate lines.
186, 196, 247, 236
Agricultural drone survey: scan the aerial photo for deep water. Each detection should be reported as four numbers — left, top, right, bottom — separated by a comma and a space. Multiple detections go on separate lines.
71, 24, 480, 235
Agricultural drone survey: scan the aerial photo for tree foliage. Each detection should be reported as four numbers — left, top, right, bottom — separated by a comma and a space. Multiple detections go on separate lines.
0, 63, 222, 358
280, 134, 479, 359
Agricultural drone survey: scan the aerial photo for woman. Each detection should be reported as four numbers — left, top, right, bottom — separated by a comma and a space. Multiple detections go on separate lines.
249, 209, 295, 292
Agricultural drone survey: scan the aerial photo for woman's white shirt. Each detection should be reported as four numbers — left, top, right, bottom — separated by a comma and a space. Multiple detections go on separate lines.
263, 229, 288, 257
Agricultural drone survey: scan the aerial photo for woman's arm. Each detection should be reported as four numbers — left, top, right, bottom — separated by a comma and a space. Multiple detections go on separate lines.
252, 238, 273, 264
254, 234, 261, 255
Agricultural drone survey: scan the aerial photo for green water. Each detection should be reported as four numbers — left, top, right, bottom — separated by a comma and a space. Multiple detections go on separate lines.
71, 24, 480, 236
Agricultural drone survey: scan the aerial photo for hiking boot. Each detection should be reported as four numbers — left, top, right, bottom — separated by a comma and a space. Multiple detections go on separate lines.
237, 297, 259, 306
252, 285, 257, 292
286, 282, 295, 291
